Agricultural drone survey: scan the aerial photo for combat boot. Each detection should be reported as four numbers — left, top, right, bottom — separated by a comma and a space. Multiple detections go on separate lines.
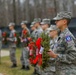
11, 64, 17, 68
32, 69, 37, 75
25, 66, 30, 70
21, 65, 25, 69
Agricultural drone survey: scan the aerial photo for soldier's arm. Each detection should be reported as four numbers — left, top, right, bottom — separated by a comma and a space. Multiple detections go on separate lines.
13, 36, 17, 43
8, 32, 17, 42
56, 35, 76, 64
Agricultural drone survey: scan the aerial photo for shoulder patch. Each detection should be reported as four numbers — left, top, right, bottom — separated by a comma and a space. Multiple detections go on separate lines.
65, 35, 72, 42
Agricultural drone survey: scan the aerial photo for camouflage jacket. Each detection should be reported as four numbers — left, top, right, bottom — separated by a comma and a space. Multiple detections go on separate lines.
21, 28, 30, 47
53, 28, 76, 65
9, 29, 17, 47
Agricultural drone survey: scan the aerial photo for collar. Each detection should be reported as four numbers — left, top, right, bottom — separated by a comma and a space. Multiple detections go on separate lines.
61, 27, 69, 34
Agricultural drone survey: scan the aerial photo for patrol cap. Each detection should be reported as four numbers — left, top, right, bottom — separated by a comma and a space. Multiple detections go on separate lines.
48, 25, 58, 31
8, 22, 15, 27
41, 19, 50, 25
21, 21, 28, 25
33, 18, 41, 23
30, 22, 35, 27
53, 11, 71, 20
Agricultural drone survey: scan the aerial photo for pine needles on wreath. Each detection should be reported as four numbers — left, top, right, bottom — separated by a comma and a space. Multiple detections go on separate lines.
41, 32, 50, 69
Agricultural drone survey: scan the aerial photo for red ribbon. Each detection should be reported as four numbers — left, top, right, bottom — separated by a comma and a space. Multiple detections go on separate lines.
2, 32, 7, 37
14, 33, 17, 37
22, 30, 28, 35
29, 38, 43, 65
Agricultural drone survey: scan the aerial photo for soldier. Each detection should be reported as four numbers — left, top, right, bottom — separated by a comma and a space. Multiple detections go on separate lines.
41, 18, 50, 34
48, 25, 59, 50
20, 21, 30, 70
0, 30, 2, 50
30, 22, 38, 41
48, 12, 76, 75
33, 19, 51, 75
30, 22, 38, 75
21, 21, 30, 34
40, 25, 59, 75
33, 18, 43, 38
30, 18, 42, 75
0, 29, 2, 63
7, 23, 17, 68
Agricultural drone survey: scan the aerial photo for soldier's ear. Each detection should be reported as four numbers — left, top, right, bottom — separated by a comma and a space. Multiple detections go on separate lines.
63, 19, 67, 24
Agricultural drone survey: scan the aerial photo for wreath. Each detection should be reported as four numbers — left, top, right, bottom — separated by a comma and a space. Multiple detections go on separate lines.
28, 37, 42, 66
41, 32, 50, 69
2, 32, 8, 44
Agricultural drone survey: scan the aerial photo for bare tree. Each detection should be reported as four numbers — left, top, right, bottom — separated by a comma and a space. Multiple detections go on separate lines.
13, 0, 16, 23
24, 0, 30, 21
0, 0, 75, 26
41, 0, 47, 18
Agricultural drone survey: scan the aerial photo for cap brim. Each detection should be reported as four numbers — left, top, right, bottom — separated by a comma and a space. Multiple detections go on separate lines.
8, 25, 11, 27
30, 25, 34, 27
8, 25, 15, 27
47, 28, 54, 31
34, 22, 37, 24
21, 23, 25, 25
40, 22, 45, 25
53, 16, 62, 20
32, 22, 36, 25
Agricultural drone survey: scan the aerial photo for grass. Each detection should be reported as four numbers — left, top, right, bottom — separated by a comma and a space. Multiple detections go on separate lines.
0, 48, 34, 75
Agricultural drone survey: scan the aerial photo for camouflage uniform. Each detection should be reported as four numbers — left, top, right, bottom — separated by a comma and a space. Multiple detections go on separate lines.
30, 22, 38, 41
41, 18, 51, 34
20, 21, 30, 70
21, 21, 30, 34
32, 19, 52, 75
0, 30, 2, 50
0, 30, 2, 64
41, 39, 56, 75
35, 19, 50, 75
34, 27, 43, 75
8, 23, 17, 67
53, 28, 76, 75
36, 26, 43, 38
31, 19, 43, 75
33, 18, 43, 38
31, 29, 38, 40
21, 47, 29, 68
41, 25, 58, 75
53, 12, 76, 75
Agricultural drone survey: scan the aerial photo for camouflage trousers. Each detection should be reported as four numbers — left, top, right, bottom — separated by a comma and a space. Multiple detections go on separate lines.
55, 64, 76, 75
34, 65, 42, 75
34, 64, 55, 75
10, 47, 17, 64
41, 71, 55, 75
20, 47, 29, 67
40, 66, 55, 75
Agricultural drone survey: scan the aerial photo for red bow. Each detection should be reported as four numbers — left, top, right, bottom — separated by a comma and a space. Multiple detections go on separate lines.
31, 38, 42, 65
32, 54, 42, 65
2, 32, 7, 37
22, 30, 27, 35
37, 54, 42, 66
32, 55, 39, 64
36, 38, 42, 50
14, 33, 17, 37
28, 41, 35, 50
29, 38, 43, 65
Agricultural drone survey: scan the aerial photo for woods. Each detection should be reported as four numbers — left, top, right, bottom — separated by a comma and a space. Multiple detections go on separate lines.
0, 0, 75, 27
